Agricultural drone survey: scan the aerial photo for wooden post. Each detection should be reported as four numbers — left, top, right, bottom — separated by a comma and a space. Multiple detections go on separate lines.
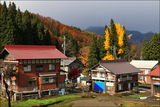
38, 90, 41, 98
14, 93, 17, 101
21, 92, 23, 101
49, 89, 51, 96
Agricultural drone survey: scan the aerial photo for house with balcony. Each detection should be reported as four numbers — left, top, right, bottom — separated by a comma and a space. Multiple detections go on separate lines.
89, 60, 141, 94
0, 45, 67, 92
130, 60, 158, 84
147, 65, 160, 97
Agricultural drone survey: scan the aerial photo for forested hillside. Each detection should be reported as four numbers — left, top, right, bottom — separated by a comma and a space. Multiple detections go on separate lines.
0, 2, 97, 57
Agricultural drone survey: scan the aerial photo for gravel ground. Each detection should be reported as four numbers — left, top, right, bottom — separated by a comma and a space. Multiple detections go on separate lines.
72, 97, 117, 107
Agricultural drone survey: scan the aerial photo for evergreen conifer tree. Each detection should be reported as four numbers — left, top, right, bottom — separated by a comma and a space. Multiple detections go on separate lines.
97, 36, 106, 60
37, 20, 45, 45
0, 1, 8, 50
121, 26, 130, 60
88, 35, 98, 67
4, 2, 17, 45
22, 10, 34, 45
31, 16, 39, 45
15, 8, 23, 44
141, 37, 148, 60
148, 33, 160, 61
44, 28, 52, 45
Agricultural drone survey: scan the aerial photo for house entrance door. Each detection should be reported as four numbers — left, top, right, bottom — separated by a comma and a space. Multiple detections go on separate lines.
155, 85, 160, 96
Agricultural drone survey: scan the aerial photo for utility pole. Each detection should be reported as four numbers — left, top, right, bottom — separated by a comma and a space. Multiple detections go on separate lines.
62, 36, 66, 70
140, 52, 143, 60
111, 46, 116, 60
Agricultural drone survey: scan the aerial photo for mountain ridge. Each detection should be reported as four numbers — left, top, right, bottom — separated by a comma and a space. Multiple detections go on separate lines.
84, 26, 154, 44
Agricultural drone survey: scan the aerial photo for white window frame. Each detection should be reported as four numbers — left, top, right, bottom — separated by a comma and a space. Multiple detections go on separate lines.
24, 65, 31, 72
49, 64, 56, 71
118, 84, 123, 90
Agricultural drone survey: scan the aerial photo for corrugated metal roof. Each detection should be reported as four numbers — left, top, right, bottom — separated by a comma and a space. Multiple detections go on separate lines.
130, 60, 158, 69
60, 57, 76, 66
0, 45, 67, 59
148, 65, 160, 77
99, 60, 141, 75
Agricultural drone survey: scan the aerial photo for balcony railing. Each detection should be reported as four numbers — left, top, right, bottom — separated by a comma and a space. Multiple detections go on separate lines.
2, 85, 38, 92
92, 75, 115, 81
106, 77, 115, 81
118, 77, 132, 82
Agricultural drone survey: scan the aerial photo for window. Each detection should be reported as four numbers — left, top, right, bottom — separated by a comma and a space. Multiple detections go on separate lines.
12, 80, 15, 89
77, 65, 80, 68
118, 84, 123, 90
127, 83, 131, 90
100, 72, 105, 78
133, 81, 138, 87
48, 59, 51, 63
56, 59, 60, 63
36, 65, 43, 71
145, 70, 148, 74
70, 66, 73, 70
28, 81, 36, 87
41, 77, 56, 84
36, 59, 39, 64
24, 65, 31, 72
49, 64, 55, 70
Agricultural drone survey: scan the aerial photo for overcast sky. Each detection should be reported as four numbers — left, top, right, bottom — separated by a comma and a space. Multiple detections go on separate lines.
1, 1, 159, 34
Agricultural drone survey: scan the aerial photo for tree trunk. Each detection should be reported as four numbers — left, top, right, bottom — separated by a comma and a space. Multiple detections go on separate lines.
3, 78, 11, 107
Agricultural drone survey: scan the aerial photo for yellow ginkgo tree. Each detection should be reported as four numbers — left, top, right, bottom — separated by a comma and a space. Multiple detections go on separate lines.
103, 22, 132, 60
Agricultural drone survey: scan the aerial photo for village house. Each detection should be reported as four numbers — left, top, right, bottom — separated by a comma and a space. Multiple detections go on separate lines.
147, 65, 160, 97
0, 45, 67, 92
89, 60, 141, 94
60, 57, 84, 83
60, 57, 84, 72
130, 60, 158, 84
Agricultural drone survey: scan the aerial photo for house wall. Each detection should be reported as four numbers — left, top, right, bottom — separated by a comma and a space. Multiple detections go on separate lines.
115, 74, 138, 93
138, 69, 151, 84
2, 62, 65, 90
68, 60, 84, 72
151, 76, 160, 96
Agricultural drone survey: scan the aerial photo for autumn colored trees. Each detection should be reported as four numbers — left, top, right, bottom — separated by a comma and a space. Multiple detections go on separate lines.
103, 19, 131, 60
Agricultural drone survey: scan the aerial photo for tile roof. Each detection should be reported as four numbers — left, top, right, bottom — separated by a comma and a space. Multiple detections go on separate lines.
147, 65, 160, 77
60, 57, 77, 66
93, 60, 141, 75
130, 60, 158, 69
0, 45, 67, 59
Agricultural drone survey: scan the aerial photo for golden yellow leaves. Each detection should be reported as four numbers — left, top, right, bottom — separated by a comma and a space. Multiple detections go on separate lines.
103, 23, 133, 60
104, 29, 110, 50
115, 23, 124, 54
127, 34, 132, 39
102, 51, 114, 60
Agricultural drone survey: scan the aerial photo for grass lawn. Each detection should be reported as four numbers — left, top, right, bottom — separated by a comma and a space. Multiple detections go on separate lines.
11, 95, 81, 107
0, 95, 81, 107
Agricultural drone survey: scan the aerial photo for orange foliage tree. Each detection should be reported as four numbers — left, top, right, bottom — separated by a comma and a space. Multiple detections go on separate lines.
78, 46, 90, 67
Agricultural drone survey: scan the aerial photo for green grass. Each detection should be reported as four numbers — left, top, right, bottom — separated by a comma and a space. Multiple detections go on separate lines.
129, 94, 143, 99
11, 95, 81, 107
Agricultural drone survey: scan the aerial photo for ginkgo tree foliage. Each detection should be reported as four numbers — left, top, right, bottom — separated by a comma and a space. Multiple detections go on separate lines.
103, 19, 132, 60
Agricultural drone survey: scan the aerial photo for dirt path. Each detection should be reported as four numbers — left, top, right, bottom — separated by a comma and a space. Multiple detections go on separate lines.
92, 93, 160, 105
72, 97, 117, 107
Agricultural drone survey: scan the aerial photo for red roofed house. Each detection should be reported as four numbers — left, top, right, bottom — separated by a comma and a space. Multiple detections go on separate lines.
0, 45, 67, 92
148, 65, 160, 97
89, 60, 142, 94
